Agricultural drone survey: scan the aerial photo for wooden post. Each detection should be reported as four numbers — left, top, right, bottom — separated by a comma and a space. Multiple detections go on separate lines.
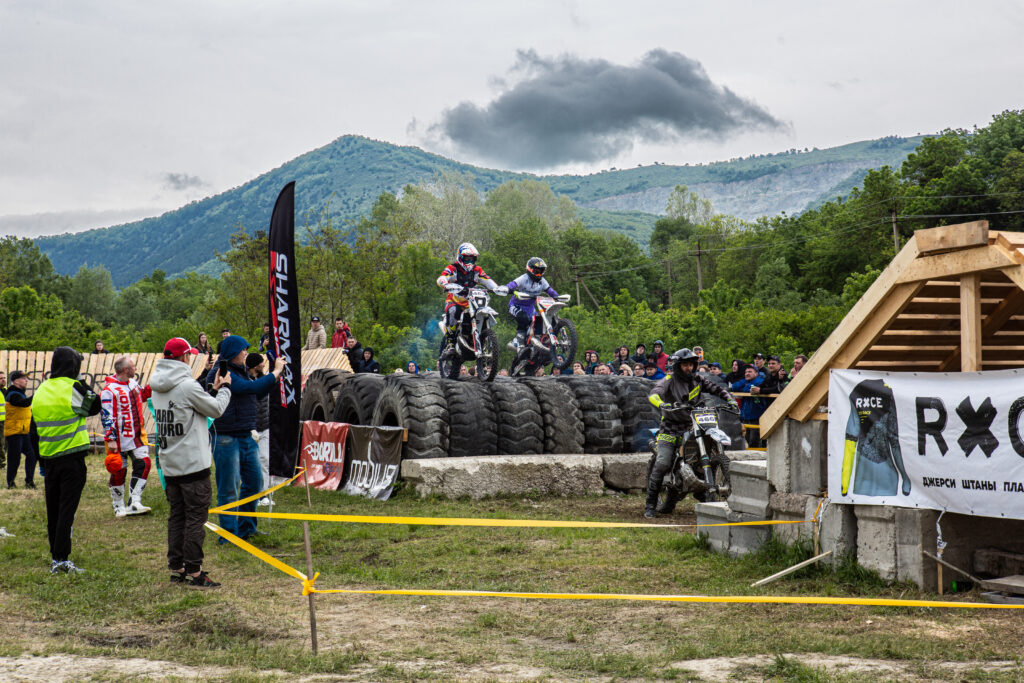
579, 278, 602, 310
695, 240, 704, 292
961, 273, 982, 371
302, 468, 319, 653
573, 265, 581, 309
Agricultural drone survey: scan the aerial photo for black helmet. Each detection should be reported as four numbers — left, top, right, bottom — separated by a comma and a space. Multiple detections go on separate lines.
526, 257, 547, 282
669, 348, 699, 373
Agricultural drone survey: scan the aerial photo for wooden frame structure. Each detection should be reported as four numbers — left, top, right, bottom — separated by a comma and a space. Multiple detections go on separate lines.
761, 221, 1024, 438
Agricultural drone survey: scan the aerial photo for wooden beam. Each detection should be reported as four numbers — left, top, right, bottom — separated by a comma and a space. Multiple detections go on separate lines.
938, 283, 1024, 371
896, 244, 1020, 284
961, 273, 982, 372
913, 221, 988, 255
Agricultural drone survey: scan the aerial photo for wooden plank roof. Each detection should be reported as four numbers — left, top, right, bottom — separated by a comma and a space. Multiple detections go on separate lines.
761, 221, 1024, 438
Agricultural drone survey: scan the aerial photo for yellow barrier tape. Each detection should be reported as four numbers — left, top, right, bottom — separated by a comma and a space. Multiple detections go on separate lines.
209, 509, 810, 529
811, 498, 825, 523
204, 521, 309, 583
304, 586, 1024, 610
209, 470, 306, 513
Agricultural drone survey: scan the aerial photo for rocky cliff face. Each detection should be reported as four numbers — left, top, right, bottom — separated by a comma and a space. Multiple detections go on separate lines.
581, 160, 874, 220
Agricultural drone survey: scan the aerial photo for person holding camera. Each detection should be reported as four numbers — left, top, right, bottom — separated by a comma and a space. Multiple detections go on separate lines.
150, 337, 232, 587
205, 335, 285, 541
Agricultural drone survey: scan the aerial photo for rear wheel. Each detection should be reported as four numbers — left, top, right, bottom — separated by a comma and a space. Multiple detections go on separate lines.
551, 318, 577, 371
476, 328, 499, 382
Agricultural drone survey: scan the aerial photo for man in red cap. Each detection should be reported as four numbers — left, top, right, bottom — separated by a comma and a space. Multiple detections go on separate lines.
149, 337, 232, 588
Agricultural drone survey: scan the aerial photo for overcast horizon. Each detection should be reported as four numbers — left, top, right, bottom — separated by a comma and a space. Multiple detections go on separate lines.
3, 0, 1022, 237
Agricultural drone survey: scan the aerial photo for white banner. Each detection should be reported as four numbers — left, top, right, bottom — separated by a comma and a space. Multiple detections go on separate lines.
828, 368, 1024, 520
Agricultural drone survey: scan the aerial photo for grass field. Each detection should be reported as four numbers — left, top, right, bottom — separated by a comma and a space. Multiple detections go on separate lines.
0, 460, 1022, 682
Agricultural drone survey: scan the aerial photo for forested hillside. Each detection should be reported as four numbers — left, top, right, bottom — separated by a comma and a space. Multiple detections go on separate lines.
36, 135, 922, 286
6, 111, 1023, 375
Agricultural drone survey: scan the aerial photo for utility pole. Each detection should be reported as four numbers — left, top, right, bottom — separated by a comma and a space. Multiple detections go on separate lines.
891, 206, 900, 253
573, 264, 581, 308
666, 259, 673, 307
695, 240, 704, 292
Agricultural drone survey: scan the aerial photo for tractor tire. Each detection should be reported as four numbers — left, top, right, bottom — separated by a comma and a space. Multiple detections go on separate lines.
489, 378, 544, 455
371, 376, 449, 460
301, 369, 351, 422
556, 376, 622, 454
608, 377, 661, 453
443, 378, 498, 457
519, 377, 584, 454
332, 373, 385, 425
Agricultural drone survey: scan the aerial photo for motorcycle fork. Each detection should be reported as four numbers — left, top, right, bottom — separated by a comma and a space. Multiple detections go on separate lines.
694, 427, 715, 490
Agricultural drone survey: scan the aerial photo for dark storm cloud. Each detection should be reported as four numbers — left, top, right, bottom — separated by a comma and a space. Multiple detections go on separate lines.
430, 49, 786, 168
162, 172, 208, 191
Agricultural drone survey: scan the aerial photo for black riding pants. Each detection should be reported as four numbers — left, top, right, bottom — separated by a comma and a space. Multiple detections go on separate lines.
645, 438, 677, 508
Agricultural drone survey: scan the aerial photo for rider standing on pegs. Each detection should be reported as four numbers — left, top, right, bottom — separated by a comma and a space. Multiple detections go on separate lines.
645, 348, 738, 519
436, 243, 507, 355
504, 257, 559, 352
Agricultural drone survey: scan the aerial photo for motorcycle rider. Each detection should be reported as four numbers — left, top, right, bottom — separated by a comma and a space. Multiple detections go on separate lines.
100, 356, 153, 517
504, 257, 559, 351
645, 348, 738, 518
436, 243, 507, 353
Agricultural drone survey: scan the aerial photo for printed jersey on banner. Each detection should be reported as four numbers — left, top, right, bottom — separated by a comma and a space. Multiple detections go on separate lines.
842, 379, 911, 497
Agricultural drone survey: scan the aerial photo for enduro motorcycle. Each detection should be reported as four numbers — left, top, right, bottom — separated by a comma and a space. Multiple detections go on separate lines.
647, 398, 737, 513
508, 293, 577, 376
437, 284, 504, 381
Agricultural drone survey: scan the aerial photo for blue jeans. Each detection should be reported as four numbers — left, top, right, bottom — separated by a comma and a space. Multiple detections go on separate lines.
212, 433, 262, 538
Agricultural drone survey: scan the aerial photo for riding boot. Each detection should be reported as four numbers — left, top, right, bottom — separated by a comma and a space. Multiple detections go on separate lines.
110, 484, 126, 518
125, 478, 151, 515
508, 332, 526, 351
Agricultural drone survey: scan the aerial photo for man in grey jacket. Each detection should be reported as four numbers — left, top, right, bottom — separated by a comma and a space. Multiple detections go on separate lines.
150, 337, 232, 588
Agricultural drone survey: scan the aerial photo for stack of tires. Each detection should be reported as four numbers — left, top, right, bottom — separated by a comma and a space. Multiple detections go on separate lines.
301, 371, 682, 462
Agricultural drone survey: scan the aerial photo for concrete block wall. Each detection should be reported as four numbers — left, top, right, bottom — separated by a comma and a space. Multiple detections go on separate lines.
728, 460, 770, 516
694, 501, 769, 557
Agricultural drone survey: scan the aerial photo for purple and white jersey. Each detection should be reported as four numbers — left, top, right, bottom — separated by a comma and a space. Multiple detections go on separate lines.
506, 274, 558, 318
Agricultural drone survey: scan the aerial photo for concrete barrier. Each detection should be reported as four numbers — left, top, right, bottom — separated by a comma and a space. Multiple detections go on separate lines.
401, 454, 606, 499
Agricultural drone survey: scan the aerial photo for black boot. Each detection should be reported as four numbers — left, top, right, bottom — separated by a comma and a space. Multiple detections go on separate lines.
644, 506, 656, 519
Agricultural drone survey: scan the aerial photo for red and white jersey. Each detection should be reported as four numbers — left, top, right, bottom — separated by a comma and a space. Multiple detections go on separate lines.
100, 376, 150, 455
437, 263, 497, 306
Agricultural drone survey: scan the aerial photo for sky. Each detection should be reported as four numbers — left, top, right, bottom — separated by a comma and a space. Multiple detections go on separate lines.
2, 0, 1023, 237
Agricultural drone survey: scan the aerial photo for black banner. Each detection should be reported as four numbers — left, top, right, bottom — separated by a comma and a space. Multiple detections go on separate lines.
341, 425, 404, 500
268, 181, 301, 478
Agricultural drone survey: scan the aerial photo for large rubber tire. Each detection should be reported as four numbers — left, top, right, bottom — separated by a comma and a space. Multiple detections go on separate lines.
519, 378, 584, 454
301, 369, 351, 422
551, 318, 577, 372
608, 377, 661, 453
371, 376, 449, 460
332, 373, 385, 425
556, 377, 622, 454
443, 378, 498, 457
490, 378, 544, 455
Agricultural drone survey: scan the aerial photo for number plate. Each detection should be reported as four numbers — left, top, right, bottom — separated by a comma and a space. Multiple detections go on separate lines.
694, 412, 717, 426
538, 297, 555, 307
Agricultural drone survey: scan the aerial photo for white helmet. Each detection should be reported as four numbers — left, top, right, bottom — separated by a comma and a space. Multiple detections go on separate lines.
456, 242, 479, 271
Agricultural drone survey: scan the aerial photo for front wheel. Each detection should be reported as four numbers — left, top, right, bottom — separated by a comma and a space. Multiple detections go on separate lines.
476, 329, 499, 382
693, 445, 731, 503
552, 318, 577, 371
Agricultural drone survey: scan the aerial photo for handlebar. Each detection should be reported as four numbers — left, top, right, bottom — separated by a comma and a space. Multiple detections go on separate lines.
557, 294, 571, 302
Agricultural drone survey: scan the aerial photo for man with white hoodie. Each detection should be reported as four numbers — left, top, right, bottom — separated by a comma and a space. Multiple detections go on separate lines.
150, 337, 232, 588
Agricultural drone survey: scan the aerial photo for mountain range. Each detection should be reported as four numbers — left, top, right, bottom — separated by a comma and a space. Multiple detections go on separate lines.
35, 134, 925, 287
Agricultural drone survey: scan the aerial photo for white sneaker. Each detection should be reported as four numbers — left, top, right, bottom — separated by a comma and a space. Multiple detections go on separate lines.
124, 502, 152, 516
51, 560, 85, 575
257, 497, 271, 507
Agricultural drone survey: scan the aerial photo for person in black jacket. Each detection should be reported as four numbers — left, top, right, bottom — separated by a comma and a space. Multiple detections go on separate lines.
644, 348, 738, 518
357, 347, 381, 374
205, 336, 284, 540
246, 353, 272, 507
344, 337, 363, 373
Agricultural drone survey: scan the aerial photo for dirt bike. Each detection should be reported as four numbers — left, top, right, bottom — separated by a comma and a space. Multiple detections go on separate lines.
646, 398, 737, 513
508, 294, 577, 376
437, 284, 504, 381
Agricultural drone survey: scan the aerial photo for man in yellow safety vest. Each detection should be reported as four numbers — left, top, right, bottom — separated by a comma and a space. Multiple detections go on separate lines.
33, 347, 101, 574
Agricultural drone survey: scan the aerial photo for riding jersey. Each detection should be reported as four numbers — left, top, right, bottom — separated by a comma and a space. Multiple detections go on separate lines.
841, 378, 910, 497
437, 263, 499, 308
505, 274, 558, 318
100, 376, 151, 456
648, 373, 734, 437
